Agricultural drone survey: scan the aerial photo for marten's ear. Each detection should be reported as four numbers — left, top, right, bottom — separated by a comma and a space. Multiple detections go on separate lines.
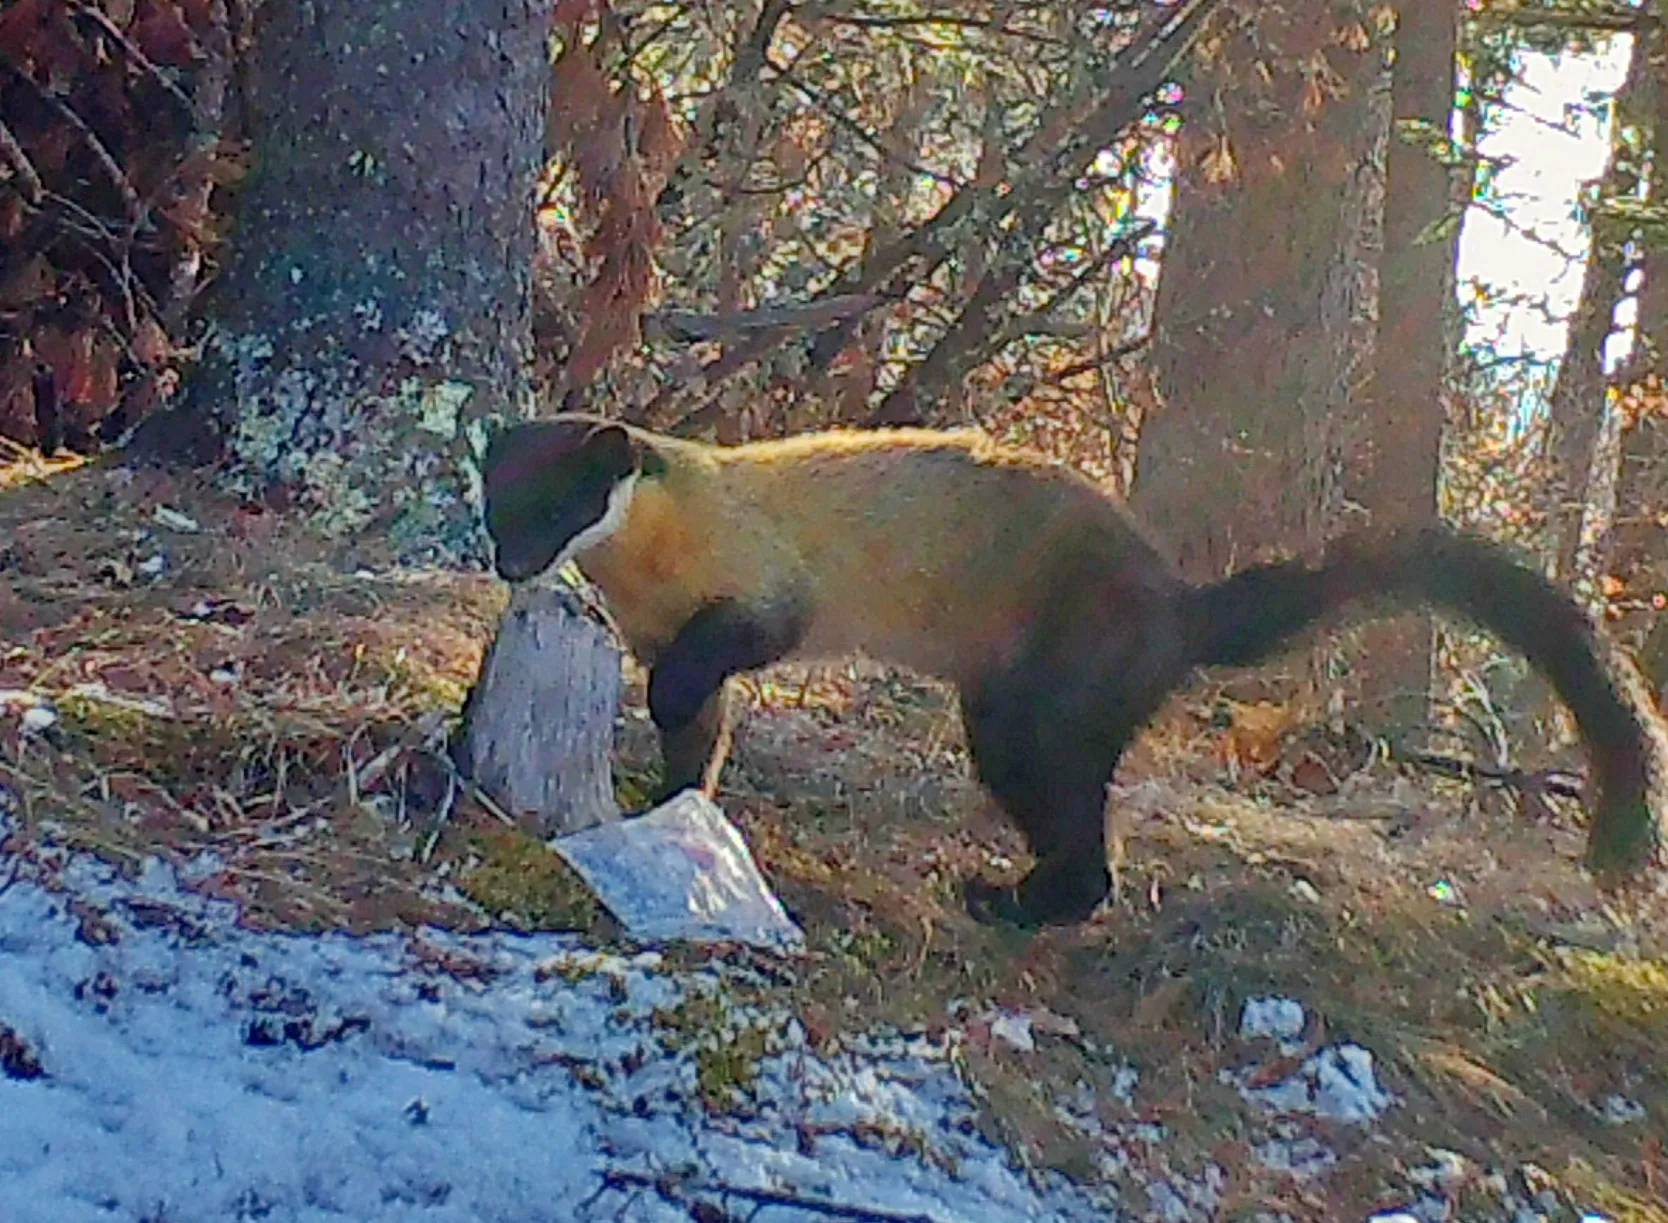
482, 416, 642, 582
578, 419, 637, 481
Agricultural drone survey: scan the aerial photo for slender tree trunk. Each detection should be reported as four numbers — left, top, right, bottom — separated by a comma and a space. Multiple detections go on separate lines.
1546, 29, 1649, 589
1548, 266, 1630, 597
181, 1, 550, 563
1346, 0, 1460, 732
1132, 3, 1390, 682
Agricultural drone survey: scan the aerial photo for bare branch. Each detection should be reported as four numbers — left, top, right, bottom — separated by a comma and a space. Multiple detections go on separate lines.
806, 7, 1068, 46
645, 293, 885, 342
67, 0, 198, 122
651, 0, 795, 204
779, 76, 961, 185
992, 220, 1158, 349
621, 8, 686, 66
735, 0, 794, 82
1396, 747, 1585, 802
0, 53, 144, 222
1033, 332, 1153, 385
869, 216, 1155, 424
806, 0, 1217, 374
1476, 3, 1658, 36
635, 0, 1219, 429
0, 117, 43, 204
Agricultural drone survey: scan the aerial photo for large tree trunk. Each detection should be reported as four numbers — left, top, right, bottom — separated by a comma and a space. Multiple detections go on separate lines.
1132, 2, 1390, 689
1346, 0, 1460, 732
1604, 7, 1668, 692
182, 1, 550, 563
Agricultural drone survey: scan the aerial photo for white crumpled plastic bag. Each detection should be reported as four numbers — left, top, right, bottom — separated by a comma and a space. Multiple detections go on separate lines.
551, 790, 804, 952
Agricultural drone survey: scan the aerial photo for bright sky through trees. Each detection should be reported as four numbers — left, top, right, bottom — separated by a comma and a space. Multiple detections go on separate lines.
1127, 36, 1636, 415
1458, 36, 1636, 391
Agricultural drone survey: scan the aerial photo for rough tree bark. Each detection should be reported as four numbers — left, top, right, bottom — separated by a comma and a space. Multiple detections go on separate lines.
1347, 0, 1460, 731
178, 0, 550, 563
1615, 348, 1668, 701
156, 3, 628, 829
1131, 3, 1389, 675
1603, 6, 1668, 692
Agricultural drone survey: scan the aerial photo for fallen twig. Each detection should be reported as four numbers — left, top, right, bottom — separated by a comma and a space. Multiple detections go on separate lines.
0, 53, 145, 221
0, 116, 43, 203
465, 780, 518, 828
598, 1166, 951, 1223
1392, 747, 1585, 803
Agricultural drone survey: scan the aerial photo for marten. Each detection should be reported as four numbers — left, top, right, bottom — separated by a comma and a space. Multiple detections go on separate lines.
482, 413, 1667, 927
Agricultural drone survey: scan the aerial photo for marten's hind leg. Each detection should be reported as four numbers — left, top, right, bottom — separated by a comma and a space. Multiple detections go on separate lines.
960, 675, 1133, 927
958, 584, 1183, 928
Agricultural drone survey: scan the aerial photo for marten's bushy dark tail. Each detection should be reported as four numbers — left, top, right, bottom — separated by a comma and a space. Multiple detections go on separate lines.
1178, 525, 1665, 880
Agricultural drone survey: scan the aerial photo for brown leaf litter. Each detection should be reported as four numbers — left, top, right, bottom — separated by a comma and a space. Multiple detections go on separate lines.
2, 453, 1666, 1221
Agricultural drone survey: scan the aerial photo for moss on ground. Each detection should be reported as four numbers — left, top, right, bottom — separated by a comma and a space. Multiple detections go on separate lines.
454, 826, 598, 931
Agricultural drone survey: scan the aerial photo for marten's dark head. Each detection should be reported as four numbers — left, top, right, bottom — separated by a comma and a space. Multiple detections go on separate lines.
482, 415, 645, 582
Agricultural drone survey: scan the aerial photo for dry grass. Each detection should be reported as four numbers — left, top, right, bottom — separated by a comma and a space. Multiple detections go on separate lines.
2, 453, 1666, 1219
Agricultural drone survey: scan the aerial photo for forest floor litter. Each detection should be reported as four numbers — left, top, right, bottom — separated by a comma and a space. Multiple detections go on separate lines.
1, 456, 1665, 1222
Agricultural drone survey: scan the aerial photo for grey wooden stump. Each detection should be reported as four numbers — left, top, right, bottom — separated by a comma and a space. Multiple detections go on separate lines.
454, 582, 621, 839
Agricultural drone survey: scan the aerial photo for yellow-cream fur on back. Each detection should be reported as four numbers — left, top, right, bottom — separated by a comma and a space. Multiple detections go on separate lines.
573, 426, 1121, 681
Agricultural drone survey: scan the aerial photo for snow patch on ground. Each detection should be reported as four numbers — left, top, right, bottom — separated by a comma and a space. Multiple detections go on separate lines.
1227, 996, 1395, 1124
0, 822, 1122, 1223
1237, 995, 1307, 1053
1238, 1042, 1396, 1124
0, 822, 1629, 1223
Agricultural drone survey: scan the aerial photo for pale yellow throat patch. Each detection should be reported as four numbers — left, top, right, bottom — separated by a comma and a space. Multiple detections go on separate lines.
554, 473, 639, 570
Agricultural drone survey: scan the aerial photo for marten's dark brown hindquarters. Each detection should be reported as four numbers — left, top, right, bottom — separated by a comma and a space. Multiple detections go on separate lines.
958, 549, 1193, 927
963, 524, 1664, 927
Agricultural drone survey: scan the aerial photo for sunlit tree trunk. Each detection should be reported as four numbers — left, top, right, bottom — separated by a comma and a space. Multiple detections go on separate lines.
1132, 2, 1390, 689
1604, 8, 1668, 692
165, 0, 550, 564
1347, 0, 1461, 732
1546, 28, 1649, 592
